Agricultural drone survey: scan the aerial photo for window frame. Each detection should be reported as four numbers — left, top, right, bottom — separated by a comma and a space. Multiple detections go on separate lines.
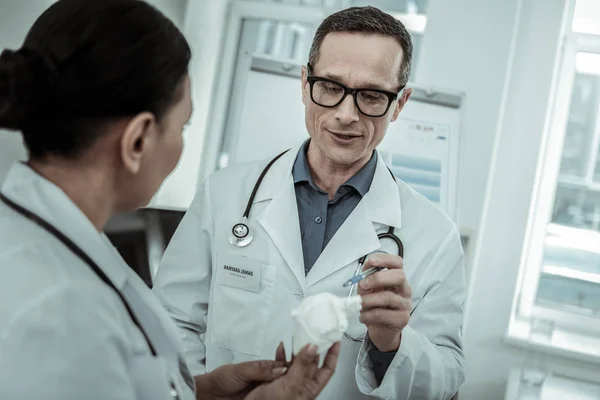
510, 30, 600, 358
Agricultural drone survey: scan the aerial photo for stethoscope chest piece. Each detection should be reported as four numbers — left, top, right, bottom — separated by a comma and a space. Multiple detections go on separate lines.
228, 219, 253, 247
228, 149, 291, 248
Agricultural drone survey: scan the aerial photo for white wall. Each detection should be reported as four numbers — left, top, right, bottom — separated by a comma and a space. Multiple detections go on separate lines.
416, 0, 521, 243
416, 1, 519, 396
0, 0, 52, 184
151, 0, 229, 209
0, 0, 53, 51
149, 0, 188, 27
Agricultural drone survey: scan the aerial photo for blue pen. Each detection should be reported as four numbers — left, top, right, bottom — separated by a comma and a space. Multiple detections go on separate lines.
342, 267, 385, 287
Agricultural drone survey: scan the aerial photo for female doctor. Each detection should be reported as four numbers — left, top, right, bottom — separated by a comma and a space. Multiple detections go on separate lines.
0, 0, 339, 399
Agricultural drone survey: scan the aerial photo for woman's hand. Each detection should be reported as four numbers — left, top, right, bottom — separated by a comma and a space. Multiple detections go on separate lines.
195, 359, 287, 400
244, 342, 340, 400
195, 341, 340, 400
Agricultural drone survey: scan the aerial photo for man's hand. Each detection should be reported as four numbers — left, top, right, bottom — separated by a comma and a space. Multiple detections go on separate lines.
358, 252, 412, 352
244, 342, 340, 400
195, 359, 287, 400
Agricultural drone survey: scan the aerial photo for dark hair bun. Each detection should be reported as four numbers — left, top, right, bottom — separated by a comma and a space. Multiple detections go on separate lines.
0, 47, 57, 131
2, 0, 191, 159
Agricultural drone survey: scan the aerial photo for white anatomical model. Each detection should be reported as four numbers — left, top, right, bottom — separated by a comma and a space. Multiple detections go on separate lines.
291, 292, 362, 355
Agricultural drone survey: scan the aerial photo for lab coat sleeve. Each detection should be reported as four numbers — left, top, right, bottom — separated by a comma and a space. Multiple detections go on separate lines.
152, 178, 214, 377
0, 284, 137, 400
355, 227, 466, 400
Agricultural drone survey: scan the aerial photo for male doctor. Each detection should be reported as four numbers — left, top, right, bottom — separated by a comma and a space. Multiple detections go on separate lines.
153, 6, 466, 400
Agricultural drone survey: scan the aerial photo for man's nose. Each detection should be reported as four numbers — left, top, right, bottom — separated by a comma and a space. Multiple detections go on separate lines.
334, 93, 360, 124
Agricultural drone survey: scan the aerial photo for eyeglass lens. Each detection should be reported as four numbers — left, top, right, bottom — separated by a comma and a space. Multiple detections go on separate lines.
312, 80, 391, 117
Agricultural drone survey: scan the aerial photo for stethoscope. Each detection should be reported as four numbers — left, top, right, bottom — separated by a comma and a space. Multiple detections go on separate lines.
0, 193, 192, 399
229, 148, 404, 252
227, 149, 405, 342
228, 149, 291, 247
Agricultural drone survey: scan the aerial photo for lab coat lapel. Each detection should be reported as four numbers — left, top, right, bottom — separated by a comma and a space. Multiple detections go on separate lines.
255, 148, 307, 293
306, 197, 380, 287
306, 152, 403, 287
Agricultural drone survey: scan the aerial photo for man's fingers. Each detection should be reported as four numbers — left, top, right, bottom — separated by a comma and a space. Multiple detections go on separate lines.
359, 268, 404, 289
359, 268, 411, 297
360, 291, 410, 311
314, 342, 340, 388
362, 253, 403, 271
359, 308, 409, 327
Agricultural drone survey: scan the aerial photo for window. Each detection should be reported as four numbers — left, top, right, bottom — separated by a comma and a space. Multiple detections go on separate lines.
573, 0, 600, 36
539, 53, 600, 317
510, 0, 600, 358
350, 0, 429, 14
254, 20, 313, 62
249, 0, 429, 70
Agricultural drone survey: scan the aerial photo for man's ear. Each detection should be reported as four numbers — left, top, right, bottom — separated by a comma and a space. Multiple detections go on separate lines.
120, 112, 156, 175
301, 65, 309, 106
391, 88, 412, 122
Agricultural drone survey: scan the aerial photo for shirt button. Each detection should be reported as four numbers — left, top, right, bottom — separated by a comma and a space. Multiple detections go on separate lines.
314, 216, 322, 224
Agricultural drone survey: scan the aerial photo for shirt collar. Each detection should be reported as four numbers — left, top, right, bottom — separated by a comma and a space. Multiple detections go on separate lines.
292, 139, 378, 197
292, 140, 315, 187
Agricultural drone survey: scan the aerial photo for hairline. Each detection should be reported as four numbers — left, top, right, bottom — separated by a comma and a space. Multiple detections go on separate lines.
308, 32, 407, 89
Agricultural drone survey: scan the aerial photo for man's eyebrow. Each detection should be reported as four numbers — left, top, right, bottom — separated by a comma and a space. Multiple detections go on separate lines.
320, 72, 395, 91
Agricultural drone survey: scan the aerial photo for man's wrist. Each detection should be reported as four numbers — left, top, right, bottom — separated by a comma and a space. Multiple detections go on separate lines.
371, 333, 401, 353
367, 334, 401, 385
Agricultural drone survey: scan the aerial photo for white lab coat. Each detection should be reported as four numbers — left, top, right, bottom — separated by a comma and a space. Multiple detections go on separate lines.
0, 163, 195, 400
153, 146, 466, 400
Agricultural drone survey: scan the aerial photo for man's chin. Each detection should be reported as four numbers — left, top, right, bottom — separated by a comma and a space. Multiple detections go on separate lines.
327, 150, 361, 167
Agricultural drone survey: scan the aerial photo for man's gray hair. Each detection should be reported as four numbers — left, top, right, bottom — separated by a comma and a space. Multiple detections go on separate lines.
308, 6, 413, 87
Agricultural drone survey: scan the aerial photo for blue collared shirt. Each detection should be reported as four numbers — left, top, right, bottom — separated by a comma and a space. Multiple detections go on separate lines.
292, 140, 377, 273
292, 140, 395, 383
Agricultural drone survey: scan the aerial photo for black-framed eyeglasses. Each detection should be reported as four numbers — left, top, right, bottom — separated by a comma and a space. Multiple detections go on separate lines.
306, 63, 404, 118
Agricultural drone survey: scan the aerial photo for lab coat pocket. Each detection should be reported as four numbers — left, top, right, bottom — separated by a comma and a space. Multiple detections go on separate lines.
211, 254, 277, 356
129, 354, 179, 400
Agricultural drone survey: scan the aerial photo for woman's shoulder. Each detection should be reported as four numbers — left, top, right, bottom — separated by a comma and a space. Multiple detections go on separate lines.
0, 223, 98, 295
0, 242, 133, 346
0, 274, 136, 361
0, 202, 142, 349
